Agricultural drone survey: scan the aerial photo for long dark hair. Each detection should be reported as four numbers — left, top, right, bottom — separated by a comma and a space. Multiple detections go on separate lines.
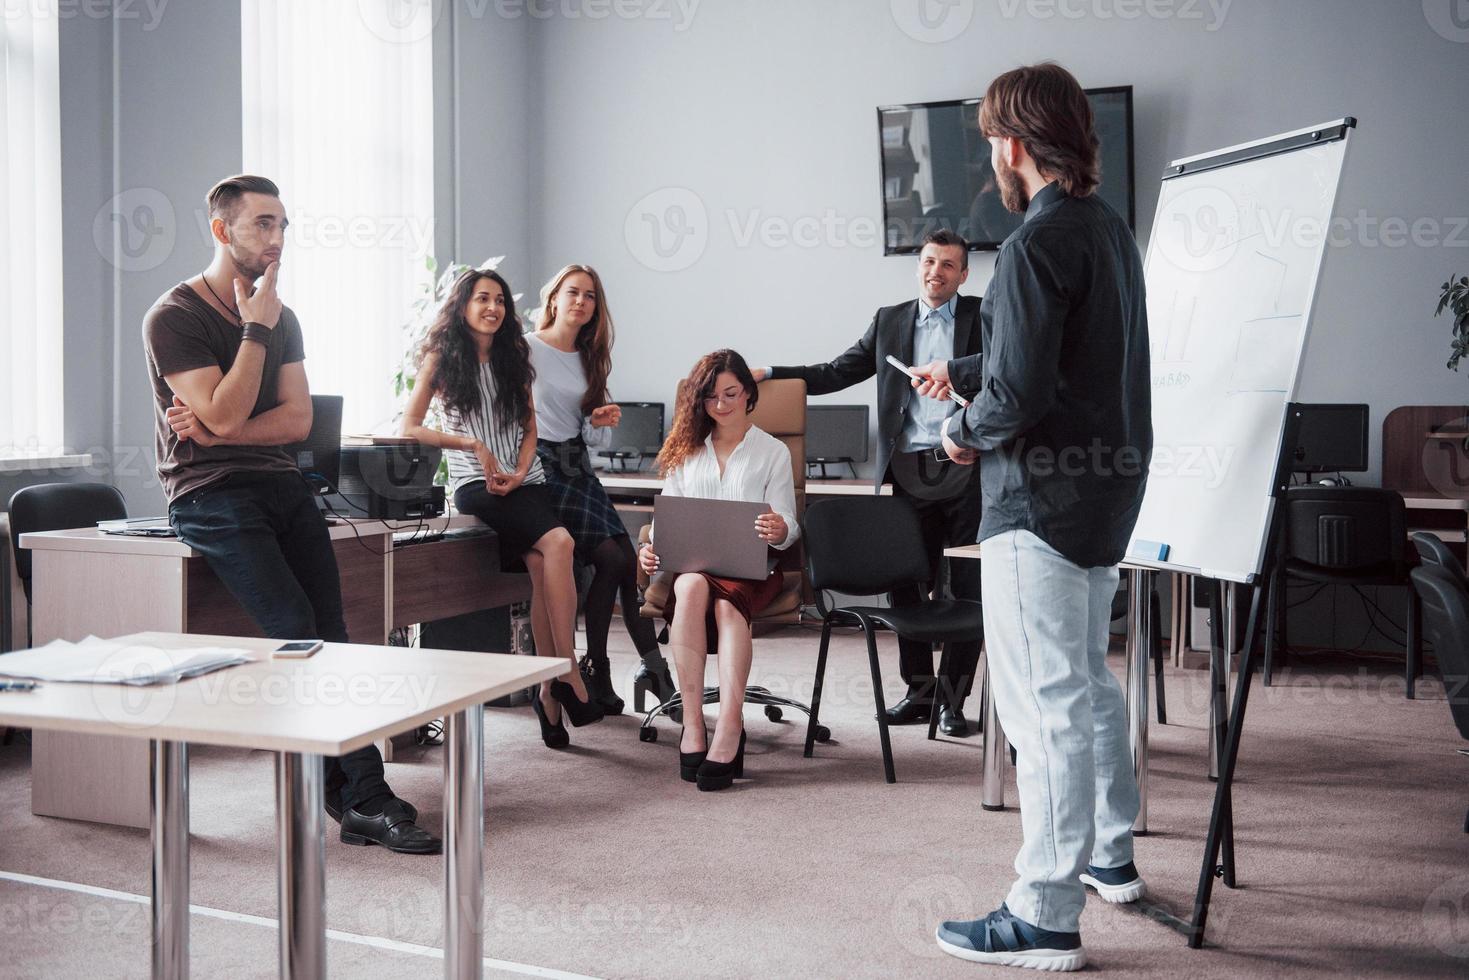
417, 270, 534, 432
979, 62, 1100, 198
656, 349, 759, 477
537, 264, 615, 415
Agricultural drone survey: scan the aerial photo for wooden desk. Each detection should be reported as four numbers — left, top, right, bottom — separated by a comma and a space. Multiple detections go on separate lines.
598, 473, 894, 498
18, 515, 530, 828
0, 631, 566, 980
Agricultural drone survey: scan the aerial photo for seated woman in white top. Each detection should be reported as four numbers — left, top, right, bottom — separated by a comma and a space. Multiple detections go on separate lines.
400, 269, 603, 748
638, 349, 800, 791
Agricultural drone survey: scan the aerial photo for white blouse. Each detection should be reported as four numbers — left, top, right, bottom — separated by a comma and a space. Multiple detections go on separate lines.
659, 425, 801, 551
527, 333, 611, 448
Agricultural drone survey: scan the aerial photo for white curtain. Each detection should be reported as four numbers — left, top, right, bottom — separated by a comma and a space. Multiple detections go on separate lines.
241, 0, 434, 435
0, 4, 63, 454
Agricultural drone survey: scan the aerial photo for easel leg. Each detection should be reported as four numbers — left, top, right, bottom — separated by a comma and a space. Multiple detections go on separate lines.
1189, 581, 1265, 949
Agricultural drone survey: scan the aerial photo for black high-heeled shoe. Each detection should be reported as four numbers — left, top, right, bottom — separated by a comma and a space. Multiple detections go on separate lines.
679, 724, 707, 783
550, 679, 606, 727
532, 696, 570, 749
696, 729, 746, 792
632, 659, 677, 713
579, 653, 625, 716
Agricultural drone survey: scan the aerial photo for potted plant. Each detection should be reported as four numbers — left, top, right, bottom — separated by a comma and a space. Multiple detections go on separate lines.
1437, 274, 1469, 371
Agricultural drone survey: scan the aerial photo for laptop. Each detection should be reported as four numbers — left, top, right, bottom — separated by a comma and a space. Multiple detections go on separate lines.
653, 495, 771, 581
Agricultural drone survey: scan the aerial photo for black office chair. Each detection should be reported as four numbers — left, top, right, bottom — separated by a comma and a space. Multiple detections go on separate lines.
8, 483, 129, 607
801, 496, 985, 783
1413, 531, 1468, 589
1407, 564, 1469, 834
1263, 486, 1422, 696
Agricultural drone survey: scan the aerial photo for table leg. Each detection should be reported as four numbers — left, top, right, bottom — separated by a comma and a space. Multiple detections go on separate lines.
444, 705, 485, 979
981, 659, 1007, 811
276, 752, 325, 980
1125, 569, 1153, 834
151, 740, 189, 980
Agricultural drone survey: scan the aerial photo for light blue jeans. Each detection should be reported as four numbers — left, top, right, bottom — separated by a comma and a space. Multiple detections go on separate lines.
981, 529, 1139, 933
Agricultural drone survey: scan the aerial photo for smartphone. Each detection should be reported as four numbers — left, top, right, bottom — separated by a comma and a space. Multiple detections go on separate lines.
273, 640, 323, 659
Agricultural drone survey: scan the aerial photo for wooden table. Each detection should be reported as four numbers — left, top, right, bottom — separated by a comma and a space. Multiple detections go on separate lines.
18, 515, 530, 828
0, 631, 567, 980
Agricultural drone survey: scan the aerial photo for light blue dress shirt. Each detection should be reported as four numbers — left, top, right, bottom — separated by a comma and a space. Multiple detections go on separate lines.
897, 295, 958, 452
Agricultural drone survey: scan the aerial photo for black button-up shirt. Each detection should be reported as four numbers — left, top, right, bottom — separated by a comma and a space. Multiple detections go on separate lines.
945, 182, 1151, 568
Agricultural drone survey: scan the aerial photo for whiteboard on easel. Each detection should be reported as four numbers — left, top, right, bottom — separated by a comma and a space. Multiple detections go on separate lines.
1127, 119, 1355, 583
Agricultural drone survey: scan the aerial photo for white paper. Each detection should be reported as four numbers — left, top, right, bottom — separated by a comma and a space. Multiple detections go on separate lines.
0, 636, 250, 685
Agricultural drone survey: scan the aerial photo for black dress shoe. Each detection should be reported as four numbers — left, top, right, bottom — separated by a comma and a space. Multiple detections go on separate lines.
550, 679, 605, 727
633, 660, 677, 706
340, 799, 441, 854
938, 704, 970, 737
883, 696, 932, 725
679, 725, 707, 783
326, 795, 416, 825
532, 696, 570, 749
696, 729, 746, 792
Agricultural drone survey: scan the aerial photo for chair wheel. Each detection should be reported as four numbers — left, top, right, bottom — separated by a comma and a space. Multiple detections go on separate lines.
639, 727, 658, 743
764, 705, 783, 722
814, 725, 832, 743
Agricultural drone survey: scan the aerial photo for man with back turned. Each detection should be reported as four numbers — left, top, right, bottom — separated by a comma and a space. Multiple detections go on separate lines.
914, 64, 1152, 971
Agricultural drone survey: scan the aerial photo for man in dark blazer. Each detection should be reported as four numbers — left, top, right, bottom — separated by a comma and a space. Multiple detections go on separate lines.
754, 229, 983, 735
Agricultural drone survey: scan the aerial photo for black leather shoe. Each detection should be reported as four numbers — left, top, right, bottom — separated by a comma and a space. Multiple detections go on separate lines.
679, 724, 707, 783
633, 660, 677, 706
532, 696, 570, 749
340, 799, 441, 854
938, 704, 970, 737
326, 794, 415, 825
883, 696, 932, 725
579, 654, 625, 716
696, 729, 746, 791
551, 679, 606, 727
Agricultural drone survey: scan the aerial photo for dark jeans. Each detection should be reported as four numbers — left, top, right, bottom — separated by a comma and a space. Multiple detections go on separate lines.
889, 457, 984, 710
169, 470, 393, 813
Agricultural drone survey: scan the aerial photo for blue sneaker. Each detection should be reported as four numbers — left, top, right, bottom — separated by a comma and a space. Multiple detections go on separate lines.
1079, 860, 1146, 904
935, 904, 1086, 972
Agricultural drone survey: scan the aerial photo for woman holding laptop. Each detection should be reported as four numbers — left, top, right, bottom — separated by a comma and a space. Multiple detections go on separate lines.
637, 349, 800, 790
401, 268, 603, 750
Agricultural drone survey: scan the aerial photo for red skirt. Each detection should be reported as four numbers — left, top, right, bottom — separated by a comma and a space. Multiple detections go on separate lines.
662, 567, 784, 652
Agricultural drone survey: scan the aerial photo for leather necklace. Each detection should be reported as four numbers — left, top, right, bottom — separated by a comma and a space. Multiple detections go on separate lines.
201, 273, 241, 324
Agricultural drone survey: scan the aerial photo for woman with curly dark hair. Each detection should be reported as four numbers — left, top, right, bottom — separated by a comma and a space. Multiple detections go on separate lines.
401, 269, 603, 746
638, 349, 800, 790
529, 264, 674, 716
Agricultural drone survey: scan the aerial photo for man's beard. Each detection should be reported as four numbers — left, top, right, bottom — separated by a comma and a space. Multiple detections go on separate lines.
996, 157, 1030, 214
230, 246, 271, 282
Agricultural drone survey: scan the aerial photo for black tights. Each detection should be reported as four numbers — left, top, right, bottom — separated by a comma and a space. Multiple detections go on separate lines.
582, 534, 660, 662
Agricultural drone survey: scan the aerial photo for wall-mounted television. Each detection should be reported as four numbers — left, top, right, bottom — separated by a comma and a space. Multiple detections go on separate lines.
877, 86, 1134, 255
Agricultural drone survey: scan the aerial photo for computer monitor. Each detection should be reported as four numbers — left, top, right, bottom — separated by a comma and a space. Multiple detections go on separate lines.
1290, 403, 1368, 474
807, 405, 870, 464
285, 394, 343, 494
599, 402, 664, 468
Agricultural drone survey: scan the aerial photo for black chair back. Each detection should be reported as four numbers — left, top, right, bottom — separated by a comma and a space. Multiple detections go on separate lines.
1410, 564, 1469, 742
8, 483, 128, 600
1283, 486, 1406, 575
803, 497, 932, 599
1413, 531, 1468, 589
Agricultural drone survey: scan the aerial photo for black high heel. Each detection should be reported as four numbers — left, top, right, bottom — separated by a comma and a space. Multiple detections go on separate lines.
696, 729, 746, 791
550, 679, 606, 727
532, 696, 570, 749
579, 653, 625, 716
679, 724, 707, 783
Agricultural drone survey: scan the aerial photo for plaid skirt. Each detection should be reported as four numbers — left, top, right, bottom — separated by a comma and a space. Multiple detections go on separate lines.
535, 437, 629, 555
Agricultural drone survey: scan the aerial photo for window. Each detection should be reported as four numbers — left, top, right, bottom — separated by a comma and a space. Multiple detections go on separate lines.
241, 0, 434, 435
0, 4, 63, 454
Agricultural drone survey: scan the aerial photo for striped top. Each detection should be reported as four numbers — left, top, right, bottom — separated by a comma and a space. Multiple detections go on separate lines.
441, 360, 546, 495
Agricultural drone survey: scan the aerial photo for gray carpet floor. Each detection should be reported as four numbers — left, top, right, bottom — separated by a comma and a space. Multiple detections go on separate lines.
1, 623, 1465, 978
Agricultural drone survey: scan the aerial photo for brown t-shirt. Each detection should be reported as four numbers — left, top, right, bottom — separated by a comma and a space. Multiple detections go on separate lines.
142, 282, 307, 504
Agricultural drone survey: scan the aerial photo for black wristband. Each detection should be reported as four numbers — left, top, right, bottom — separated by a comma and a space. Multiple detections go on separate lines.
241, 322, 272, 347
